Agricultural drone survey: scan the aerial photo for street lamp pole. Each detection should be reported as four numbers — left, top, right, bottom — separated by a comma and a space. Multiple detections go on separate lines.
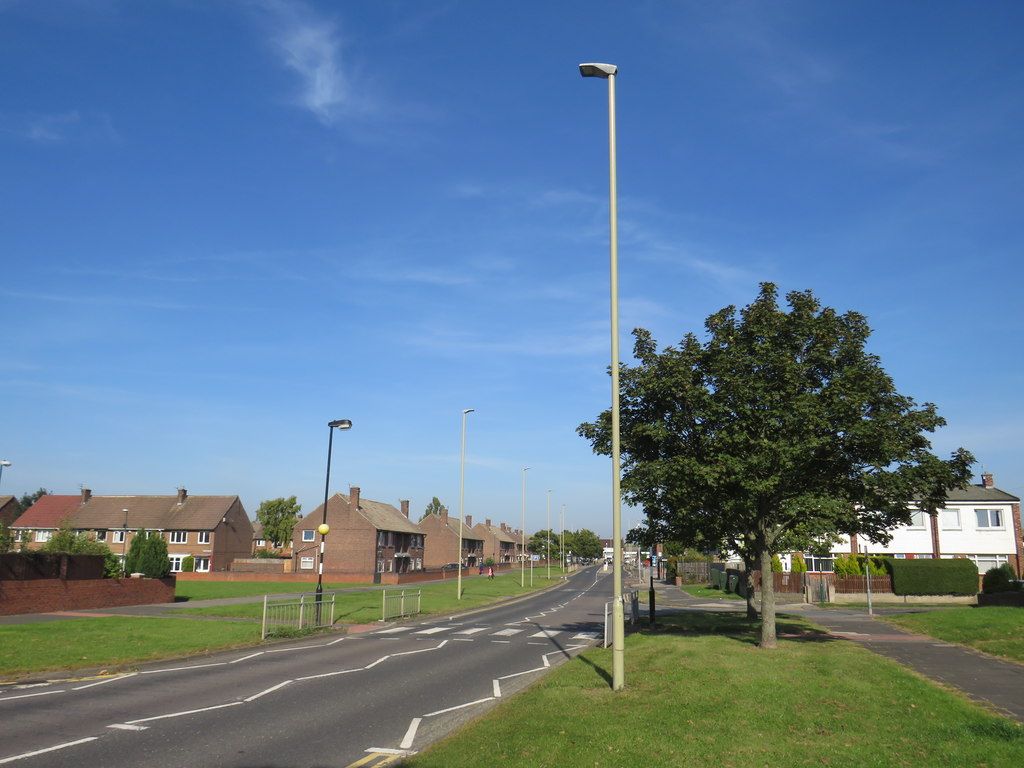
546, 490, 552, 580
121, 508, 129, 577
317, 419, 352, 624
560, 504, 565, 576
0, 460, 10, 493
457, 408, 474, 600
580, 60, 624, 690
521, 467, 530, 588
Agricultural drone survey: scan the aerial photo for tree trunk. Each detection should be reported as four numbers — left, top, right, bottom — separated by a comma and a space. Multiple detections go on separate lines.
742, 554, 758, 620
759, 548, 777, 649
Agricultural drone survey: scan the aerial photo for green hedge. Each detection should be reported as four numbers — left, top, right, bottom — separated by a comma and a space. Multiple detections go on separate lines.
885, 558, 978, 596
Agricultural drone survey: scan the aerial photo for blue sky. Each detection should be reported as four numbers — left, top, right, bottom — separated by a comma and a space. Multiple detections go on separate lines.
2, 1, 1022, 537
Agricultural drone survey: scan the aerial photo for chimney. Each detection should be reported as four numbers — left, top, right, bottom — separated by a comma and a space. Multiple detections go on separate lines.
177, 487, 187, 504
500, 522, 507, 531
400, 500, 410, 518
485, 518, 492, 527
81, 488, 91, 503
465, 515, 473, 528
349, 486, 361, 508
981, 472, 994, 489
441, 507, 448, 521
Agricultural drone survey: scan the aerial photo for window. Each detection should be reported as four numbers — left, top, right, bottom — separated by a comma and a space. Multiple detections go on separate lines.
907, 511, 925, 529
35, 530, 51, 543
940, 509, 961, 530
302, 530, 315, 542
194, 557, 210, 572
377, 531, 386, 546
803, 554, 834, 572
168, 555, 184, 572
970, 554, 1008, 573
893, 553, 907, 559
300, 556, 314, 570
975, 509, 1004, 529
255, 539, 266, 547
169, 531, 188, 544
415, 558, 422, 570
113, 530, 126, 544
376, 560, 385, 573
197, 531, 210, 544
95, 529, 108, 542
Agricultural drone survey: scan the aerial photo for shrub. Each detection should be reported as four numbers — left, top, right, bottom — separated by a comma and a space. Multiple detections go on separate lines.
982, 563, 1021, 594
791, 553, 807, 573
834, 553, 888, 577
886, 558, 978, 596
770, 554, 783, 573
125, 531, 171, 578
666, 557, 678, 580
253, 549, 279, 559
484, 557, 496, 567
181, 555, 195, 573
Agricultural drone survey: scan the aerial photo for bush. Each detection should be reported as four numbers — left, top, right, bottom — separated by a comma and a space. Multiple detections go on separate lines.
124, 531, 171, 578
982, 564, 1021, 594
253, 549, 279, 559
666, 557, 678, 580
886, 558, 978, 596
484, 557, 496, 567
181, 555, 195, 573
770, 554, 783, 573
791, 553, 807, 573
834, 553, 888, 577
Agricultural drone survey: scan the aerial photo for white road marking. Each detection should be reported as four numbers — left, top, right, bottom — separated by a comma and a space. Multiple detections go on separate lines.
0, 690, 64, 703
0, 737, 98, 764
140, 662, 228, 674
492, 679, 501, 698
244, 680, 292, 702
528, 630, 560, 638
451, 638, 474, 642
72, 673, 137, 690
491, 640, 511, 644
423, 697, 494, 717
326, 637, 346, 645
452, 627, 489, 635
295, 668, 361, 681
571, 632, 600, 640
413, 627, 448, 635
107, 723, 147, 731
400, 717, 421, 749
126, 701, 243, 725
375, 627, 413, 634
230, 651, 265, 664
367, 748, 413, 755
496, 667, 545, 681
491, 628, 522, 637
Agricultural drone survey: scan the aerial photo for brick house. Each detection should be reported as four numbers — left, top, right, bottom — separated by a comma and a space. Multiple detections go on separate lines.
0, 495, 20, 527
292, 487, 425, 580
419, 510, 484, 568
252, 522, 294, 558
10, 488, 252, 573
472, 519, 521, 564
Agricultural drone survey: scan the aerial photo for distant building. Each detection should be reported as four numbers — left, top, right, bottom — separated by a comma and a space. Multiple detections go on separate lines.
472, 519, 521, 564
419, 510, 484, 568
252, 521, 294, 558
0, 495, 20, 527
10, 488, 253, 572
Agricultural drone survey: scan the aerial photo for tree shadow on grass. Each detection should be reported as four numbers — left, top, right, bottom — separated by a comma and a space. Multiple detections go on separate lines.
648, 609, 836, 646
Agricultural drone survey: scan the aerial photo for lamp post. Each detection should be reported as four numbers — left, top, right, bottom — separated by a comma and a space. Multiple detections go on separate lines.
546, 490, 552, 580
317, 418, 352, 624
121, 508, 129, 576
0, 460, 10, 493
580, 60, 624, 690
560, 503, 565, 576
457, 408, 474, 600
521, 466, 530, 587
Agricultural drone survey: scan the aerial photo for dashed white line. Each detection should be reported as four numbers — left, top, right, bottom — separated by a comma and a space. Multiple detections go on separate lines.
230, 651, 264, 664
244, 680, 292, 702
125, 701, 243, 725
400, 717, 421, 749
140, 662, 228, 675
0, 690, 64, 703
492, 628, 522, 637
424, 697, 494, 717
413, 627, 448, 635
72, 673, 137, 690
107, 723, 147, 731
452, 627, 489, 635
492, 679, 501, 698
0, 737, 98, 764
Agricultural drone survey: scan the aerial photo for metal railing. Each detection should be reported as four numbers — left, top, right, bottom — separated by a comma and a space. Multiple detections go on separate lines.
381, 589, 422, 621
260, 592, 337, 640
603, 589, 639, 648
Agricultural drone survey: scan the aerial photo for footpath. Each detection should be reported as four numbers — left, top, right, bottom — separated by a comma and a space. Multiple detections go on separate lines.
642, 577, 1024, 723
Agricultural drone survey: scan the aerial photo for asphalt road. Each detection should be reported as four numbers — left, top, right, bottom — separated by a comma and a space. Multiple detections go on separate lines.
0, 566, 612, 767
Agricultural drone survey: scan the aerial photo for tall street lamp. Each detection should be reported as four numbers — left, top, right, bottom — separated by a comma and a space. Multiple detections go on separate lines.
121, 508, 129, 576
317, 418, 352, 624
580, 60, 625, 691
457, 408, 474, 600
0, 460, 10, 493
521, 466, 530, 587
560, 503, 566, 575
546, 490, 552, 580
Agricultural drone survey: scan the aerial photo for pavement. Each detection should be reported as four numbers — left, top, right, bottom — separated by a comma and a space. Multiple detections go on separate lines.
645, 578, 1024, 723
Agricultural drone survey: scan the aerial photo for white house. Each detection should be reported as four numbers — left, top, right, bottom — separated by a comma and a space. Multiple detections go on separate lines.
788, 473, 1022, 575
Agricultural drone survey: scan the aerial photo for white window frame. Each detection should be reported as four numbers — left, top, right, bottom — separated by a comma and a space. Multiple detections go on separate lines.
95, 529, 108, 542
197, 531, 210, 544
112, 530, 126, 544
300, 556, 314, 570
376, 559, 385, 573
255, 539, 266, 547
194, 557, 210, 573
168, 555, 184, 573
893, 553, 907, 559
969, 554, 1008, 573
302, 530, 315, 542
35, 530, 51, 543
940, 509, 961, 530
974, 509, 1004, 530
169, 530, 188, 544
907, 510, 926, 529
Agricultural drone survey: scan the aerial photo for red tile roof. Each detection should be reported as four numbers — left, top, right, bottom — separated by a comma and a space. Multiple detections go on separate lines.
11, 495, 81, 529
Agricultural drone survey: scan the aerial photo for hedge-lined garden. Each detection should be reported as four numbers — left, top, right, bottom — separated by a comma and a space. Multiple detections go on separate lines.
886, 558, 978, 596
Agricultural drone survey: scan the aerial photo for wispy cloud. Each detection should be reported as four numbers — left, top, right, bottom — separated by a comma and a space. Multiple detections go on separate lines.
0, 110, 119, 144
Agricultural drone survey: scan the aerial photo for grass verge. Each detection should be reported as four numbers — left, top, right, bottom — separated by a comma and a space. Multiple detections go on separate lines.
174, 580, 363, 601
177, 571, 567, 623
884, 606, 1024, 664
0, 617, 260, 679
680, 583, 743, 600
405, 611, 1024, 768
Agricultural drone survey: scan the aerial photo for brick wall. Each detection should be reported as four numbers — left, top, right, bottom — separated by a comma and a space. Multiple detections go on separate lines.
230, 558, 286, 573
175, 571, 375, 584
0, 577, 175, 616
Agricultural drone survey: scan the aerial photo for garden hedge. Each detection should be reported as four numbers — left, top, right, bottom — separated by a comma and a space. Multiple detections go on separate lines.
885, 558, 978, 596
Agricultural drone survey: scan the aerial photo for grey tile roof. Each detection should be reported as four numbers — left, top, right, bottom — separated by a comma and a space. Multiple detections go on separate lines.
475, 522, 519, 544
940, 485, 1019, 503
71, 495, 241, 531
299, 493, 424, 535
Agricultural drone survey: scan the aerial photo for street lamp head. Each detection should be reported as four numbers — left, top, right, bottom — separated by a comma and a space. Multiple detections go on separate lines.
328, 419, 352, 430
579, 62, 617, 78
317, 523, 330, 536
0, 460, 11, 468
462, 408, 475, 415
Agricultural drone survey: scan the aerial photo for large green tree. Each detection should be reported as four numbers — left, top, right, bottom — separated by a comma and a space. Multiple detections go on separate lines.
17, 488, 49, 512
419, 497, 448, 521
528, 529, 559, 558
255, 496, 302, 548
579, 284, 973, 648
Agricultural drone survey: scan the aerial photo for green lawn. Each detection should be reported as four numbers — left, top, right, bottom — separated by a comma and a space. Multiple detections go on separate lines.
680, 583, 744, 600
177, 571, 566, 623
174, 579, 364, 601
406, 611, 1024, 768
884, 606, 1024, 664
0, 617, 261, 679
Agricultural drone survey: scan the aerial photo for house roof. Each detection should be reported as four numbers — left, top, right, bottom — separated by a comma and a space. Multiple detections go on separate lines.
475, 522, 518, 544
14, 492, 242, 531
252, 521, 264, 538
11, 495, 81, 529
424, 513, 483, 542
939, 485, 1019, 503
299, 493, 424, 535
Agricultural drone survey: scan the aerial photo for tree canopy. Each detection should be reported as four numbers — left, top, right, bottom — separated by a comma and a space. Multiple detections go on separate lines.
419, 497, 448, 521
18, 488, 49, 511
255, 496, 302, 548
579, 284, 973, 647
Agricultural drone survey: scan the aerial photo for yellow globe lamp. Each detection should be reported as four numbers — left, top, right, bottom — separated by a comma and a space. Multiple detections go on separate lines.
317, 523, 330, 536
